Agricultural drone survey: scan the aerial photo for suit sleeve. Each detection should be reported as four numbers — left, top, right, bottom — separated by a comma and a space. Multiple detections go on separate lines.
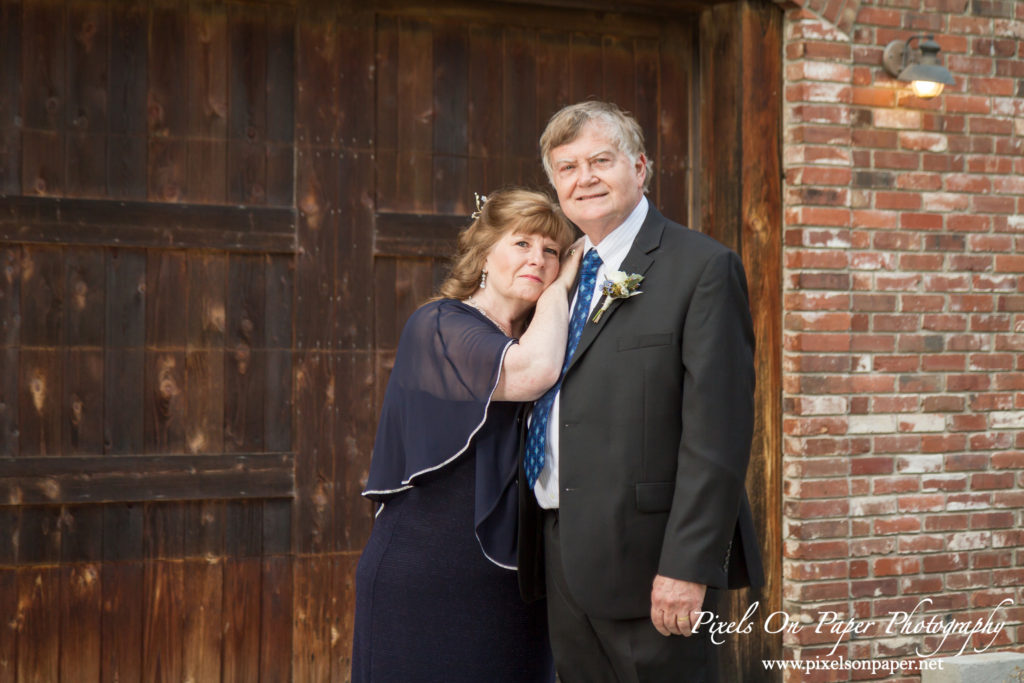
657, 249, 756, 587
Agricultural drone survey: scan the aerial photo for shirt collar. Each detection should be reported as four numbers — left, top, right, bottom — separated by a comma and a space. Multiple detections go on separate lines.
583, 195, 648, 273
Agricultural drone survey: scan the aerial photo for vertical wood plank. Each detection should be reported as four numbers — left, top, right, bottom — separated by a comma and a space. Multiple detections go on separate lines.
375, 14, 398, 210
265, 348, 291, 452
658, 24, 693, 227
335, 351, 375, 552
64, 348, 104, 455
142, 560, 184, 683
17, 506, 61, 563
432, 22, 468, 215
535, 30, 571, 136
0, 248, 20, 457
181, 559, 223, 683
187, 252, 227, 348
145, 250, 187, 346
21, 0, 65, 131
266, 5, 295, 206
293, 352, 334, 554
295, 9, 340, 147
736, 1, 784, 677
62, 504, 104, 563
0, 1, 22, 194
0, 560, 15, 682
188, 2, 228, 138
17, 567, 60, 683
466, 24, 503, 192
148, 6, 187, 203
222, 558, 261, 683
149, 6, 186, 138
632, 37, 660, 201
66, 3, 109, 198
60, 563, 102, 683
65, 248, 106, 347
20, 129, 63, 196
144, 350, 185, 454
19, 349, 61, 456
602, 35, 635, 109
0, 347, 17, 457
100, 561, 144, 683
294, 148, 338, 350
570, 32, 602, 105
699, 4, 741, 247
185, 349, 224, 453
335, 150, 373, 350
21, 246, 63, 346
229, 3, 268, 206
101, 503, 144, 683
292, 556, 330, 683
259, 555, 292, 683
502, 26, 538, 185
226, 254, 266, 452
108, 2, 148, 200
396, 18, 433, 212
329, 553, 360, 682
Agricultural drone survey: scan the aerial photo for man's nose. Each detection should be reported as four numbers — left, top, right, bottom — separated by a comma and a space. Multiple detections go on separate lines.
578, 161, 597, 184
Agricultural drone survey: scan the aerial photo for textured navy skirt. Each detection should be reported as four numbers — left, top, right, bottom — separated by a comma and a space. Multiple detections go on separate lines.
352, 449, 554, 682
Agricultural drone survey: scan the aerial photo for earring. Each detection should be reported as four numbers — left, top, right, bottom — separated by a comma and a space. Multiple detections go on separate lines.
480, 270, 488, 289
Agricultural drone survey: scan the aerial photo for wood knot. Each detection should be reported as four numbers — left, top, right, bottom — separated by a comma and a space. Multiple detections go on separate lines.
29, 370, 46, 414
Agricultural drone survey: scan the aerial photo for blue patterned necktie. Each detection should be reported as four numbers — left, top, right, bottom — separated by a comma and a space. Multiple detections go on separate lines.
524, 248, 603, 488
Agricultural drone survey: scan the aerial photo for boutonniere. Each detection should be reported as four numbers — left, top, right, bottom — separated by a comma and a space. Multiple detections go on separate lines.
592, 271, 644, 322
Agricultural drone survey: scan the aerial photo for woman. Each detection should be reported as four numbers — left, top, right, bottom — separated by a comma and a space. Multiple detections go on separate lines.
352, 188, 580, 682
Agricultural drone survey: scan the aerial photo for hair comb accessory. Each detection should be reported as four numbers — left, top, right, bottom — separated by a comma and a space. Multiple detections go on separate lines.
471, 192, 488, 220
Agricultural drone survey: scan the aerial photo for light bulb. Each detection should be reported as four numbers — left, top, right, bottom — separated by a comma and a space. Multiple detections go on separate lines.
910, 80, 944, 98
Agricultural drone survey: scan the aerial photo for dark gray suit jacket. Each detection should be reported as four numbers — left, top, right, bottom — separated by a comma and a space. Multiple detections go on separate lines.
518, 205, 764, 620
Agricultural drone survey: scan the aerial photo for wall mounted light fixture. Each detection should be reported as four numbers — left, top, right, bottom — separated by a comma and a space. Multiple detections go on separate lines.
882, 34, 955, 99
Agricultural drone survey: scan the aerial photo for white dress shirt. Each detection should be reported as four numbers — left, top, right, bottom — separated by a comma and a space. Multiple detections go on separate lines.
533, 196, 649, 509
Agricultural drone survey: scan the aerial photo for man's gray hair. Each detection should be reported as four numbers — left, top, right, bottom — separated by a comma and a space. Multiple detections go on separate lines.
539, 100, 653, 192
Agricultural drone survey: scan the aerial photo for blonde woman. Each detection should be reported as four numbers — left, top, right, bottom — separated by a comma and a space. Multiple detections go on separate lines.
353, 188, 580, 682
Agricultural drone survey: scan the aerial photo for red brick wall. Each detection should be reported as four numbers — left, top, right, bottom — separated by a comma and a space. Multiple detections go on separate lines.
781, 0, 1024, 679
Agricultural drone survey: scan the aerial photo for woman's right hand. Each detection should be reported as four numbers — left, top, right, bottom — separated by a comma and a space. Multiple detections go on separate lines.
553, 238, 585, 294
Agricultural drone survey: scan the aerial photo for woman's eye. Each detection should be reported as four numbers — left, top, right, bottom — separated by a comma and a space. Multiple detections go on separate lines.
516, 240, 529, 247
544, 248, 558, 256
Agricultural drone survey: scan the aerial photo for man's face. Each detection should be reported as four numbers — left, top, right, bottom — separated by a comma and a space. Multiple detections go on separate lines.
548, 121, 646, 242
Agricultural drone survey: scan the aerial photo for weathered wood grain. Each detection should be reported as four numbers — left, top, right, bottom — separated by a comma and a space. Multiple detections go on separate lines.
107, 1, 148, 200
1, 196, 298, 252
64, 348, 104, 455
182, 558, 224, 683
293, 352, 334, 553
294, 146, 338, 349
0, 347, 18, 457
21, 245, 63, 346
502, 25, 538, 185
17, 567, 60, 682
0, 1, 22, 196
395, 17, 433, 212
142, 558, 185, 683
66, 4, 108, 199
186, 349, 225, 454
145, 350, 186, 454
335, 151, 373, 349
0, 561, 15, 682
60, 563, 102, 683
432, 21, 468, 215
259, 555, 293, 683
292, 555, 330, 682
658, 23, 693, 225
335, 351, 375, 552
19, 348, 62, 456
62, 504, 104, 563
100, 560, 144, 683
0, 453, 295, 505
223, 557, 261, 682
21, 0, 64, 131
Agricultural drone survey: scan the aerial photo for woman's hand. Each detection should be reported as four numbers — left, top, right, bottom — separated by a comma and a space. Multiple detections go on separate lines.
552, 238, 585, 294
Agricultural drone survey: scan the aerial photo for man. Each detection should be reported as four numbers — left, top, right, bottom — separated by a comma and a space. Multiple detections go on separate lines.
519, 101, 764, 682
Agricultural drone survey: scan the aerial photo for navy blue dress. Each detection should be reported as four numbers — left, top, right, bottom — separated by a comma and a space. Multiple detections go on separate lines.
352, 299, 554, 683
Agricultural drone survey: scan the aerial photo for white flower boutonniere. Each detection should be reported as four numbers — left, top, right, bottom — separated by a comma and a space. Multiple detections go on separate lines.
592, 271, 644, 323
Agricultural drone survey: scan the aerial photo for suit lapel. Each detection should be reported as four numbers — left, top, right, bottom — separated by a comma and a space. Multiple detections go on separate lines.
565, 206, 666, 374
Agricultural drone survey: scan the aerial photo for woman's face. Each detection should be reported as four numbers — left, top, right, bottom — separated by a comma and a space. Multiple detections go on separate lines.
482, 229, 562, 305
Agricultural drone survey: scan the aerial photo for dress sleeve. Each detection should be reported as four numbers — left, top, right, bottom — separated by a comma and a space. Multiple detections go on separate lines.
362, 300, 522, 568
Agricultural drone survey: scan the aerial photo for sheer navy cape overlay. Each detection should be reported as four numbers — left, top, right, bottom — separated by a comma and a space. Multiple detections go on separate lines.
362, 298, 524, 569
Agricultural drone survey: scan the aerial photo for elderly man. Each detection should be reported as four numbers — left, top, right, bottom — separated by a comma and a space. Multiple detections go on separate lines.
518, 100, 764, 682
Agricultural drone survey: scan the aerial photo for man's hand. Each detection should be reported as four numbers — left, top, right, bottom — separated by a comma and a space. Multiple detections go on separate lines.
650, 575, 706, 637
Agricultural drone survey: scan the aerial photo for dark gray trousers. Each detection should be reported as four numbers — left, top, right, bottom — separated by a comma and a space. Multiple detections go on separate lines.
543, 510, 718, 683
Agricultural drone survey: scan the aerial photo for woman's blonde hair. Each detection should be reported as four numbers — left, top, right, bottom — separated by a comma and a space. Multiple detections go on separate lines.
436, 188, 575, 300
